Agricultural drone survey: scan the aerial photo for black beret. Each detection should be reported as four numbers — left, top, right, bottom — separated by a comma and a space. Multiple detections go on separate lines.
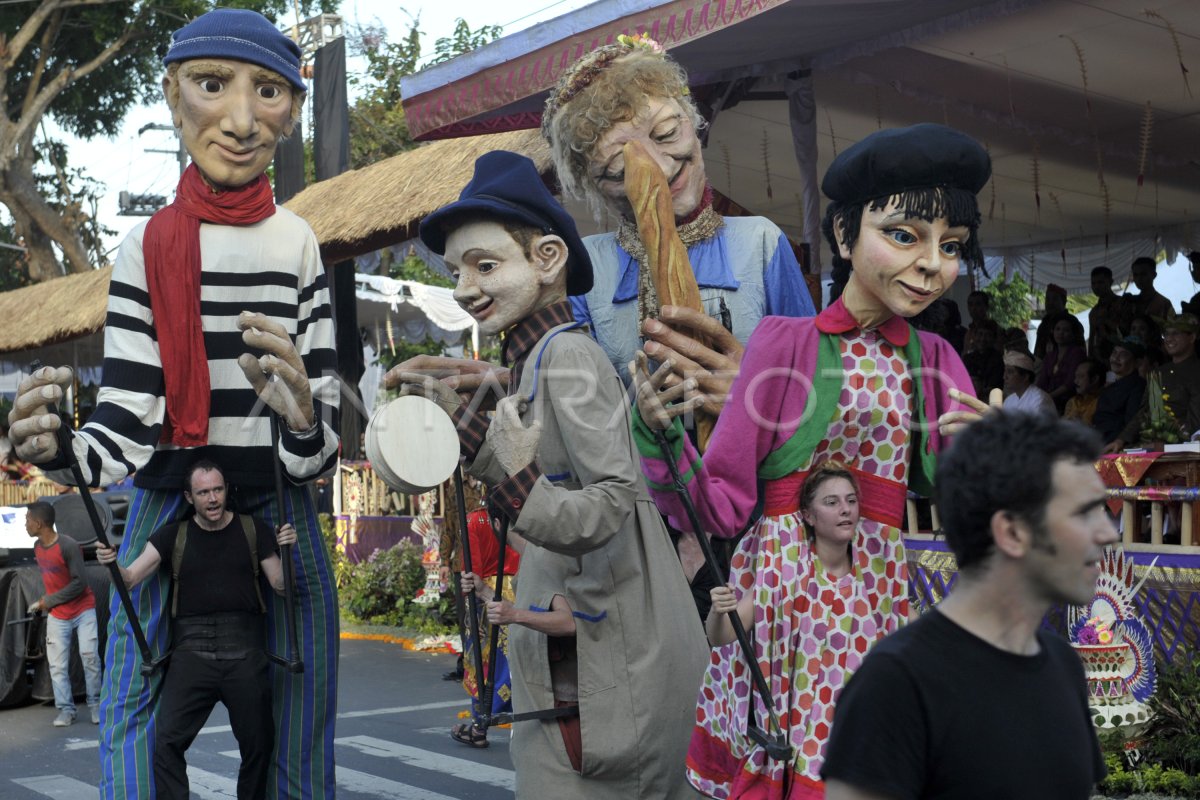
822, 123, 991, 204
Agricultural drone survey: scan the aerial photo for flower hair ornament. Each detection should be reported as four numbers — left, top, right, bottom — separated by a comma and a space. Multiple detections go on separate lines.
541, 34, 677, 137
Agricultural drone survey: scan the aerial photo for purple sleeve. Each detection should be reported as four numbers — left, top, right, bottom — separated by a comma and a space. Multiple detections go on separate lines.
636, 317, 812, 537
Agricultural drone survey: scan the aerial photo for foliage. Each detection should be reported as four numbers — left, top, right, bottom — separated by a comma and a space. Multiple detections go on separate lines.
334, 534, 455, 634
982, 272, 1034, 330
428, 19, 504, 66
338, 539, 428, 626
1141, 660, 1200, 774
0, 218, 32, 293
345, 16, 502, 169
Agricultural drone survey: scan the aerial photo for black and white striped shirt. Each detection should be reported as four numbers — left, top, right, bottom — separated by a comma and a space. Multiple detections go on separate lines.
45, 208, 340, 491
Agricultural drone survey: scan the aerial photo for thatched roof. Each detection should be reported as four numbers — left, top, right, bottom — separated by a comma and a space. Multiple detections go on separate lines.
0, 129, 550, 357
0, 266, 110, 352
285, 129, 551, 263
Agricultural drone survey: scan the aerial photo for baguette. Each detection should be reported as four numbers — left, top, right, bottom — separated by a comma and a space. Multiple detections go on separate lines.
623, 140, 716, 450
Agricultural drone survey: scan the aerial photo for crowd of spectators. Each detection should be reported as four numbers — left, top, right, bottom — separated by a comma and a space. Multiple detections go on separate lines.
944, 256, 1200, 454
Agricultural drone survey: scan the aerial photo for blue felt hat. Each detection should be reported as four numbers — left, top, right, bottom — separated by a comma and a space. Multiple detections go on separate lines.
420, 151, 594, 296
164, 8, 305, 94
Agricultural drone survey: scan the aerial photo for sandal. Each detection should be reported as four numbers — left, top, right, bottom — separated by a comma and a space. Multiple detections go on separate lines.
450, 722, 489, 748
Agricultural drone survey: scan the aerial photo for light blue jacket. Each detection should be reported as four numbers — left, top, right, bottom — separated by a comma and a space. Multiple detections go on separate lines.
570, 216, 816, 383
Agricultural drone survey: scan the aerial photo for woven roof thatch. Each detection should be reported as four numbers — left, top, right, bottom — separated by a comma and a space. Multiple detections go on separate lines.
285, 129, 551, 263
0, 129, 550, 357
0, 266, 110, 353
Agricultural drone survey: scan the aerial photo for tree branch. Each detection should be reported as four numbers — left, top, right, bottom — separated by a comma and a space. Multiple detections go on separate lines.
21, 10, 63, 119
3, 0, 127, 73
11, 11, 145, 149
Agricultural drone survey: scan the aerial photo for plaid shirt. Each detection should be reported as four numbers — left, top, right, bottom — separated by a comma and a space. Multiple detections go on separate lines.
451, 301, 575, 522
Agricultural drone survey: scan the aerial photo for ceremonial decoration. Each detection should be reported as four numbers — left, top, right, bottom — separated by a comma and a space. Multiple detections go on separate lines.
410, 490, 443, 607
1069, 549, 1157, 733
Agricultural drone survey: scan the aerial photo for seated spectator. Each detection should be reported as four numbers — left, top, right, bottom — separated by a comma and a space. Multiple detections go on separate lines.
1088, 266, 1122, 362
1125, 256, 1175, 322
1033, 283, 1070, 360
963, 290, 1000, 355
1092, 338, 1148, 448
1107, 314, 1200, 452
1037, 317, 1087, 414
911, 297, 966, 354
1127, 313, 1166, 373
1002, 351, 1057, 417
1064, 359, 1105, 425
962, 323, 1004, 399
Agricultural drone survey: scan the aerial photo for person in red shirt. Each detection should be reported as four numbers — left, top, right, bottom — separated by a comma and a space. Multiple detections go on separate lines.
26, 501, 101, 727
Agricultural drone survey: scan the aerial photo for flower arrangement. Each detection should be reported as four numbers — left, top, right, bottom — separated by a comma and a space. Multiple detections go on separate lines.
1077, 616, 1115, 645
616, 33, 665, 53
1141, 370, 1185, 445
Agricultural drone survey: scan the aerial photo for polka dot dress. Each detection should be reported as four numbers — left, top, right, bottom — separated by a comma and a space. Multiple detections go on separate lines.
685, 329, 912, 798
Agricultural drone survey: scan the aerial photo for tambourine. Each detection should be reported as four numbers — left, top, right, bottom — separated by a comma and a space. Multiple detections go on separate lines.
364, 395, 460, 494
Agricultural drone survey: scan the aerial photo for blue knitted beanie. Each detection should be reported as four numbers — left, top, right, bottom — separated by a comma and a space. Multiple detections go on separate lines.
164, 8, 305, 92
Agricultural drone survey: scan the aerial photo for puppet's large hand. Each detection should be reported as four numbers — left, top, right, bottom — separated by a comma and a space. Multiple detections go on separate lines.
631, 351, 703, 432
641, 305, 744, 415
237, 312, 315, 433
486, 396, 541, 477
384, 355, 509, 413
937, 388, 1003, 437
7, 366, 72, 463
390, 371, 463, 417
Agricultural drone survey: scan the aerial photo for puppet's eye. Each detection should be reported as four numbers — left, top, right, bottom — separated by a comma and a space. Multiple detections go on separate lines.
884, 229, 917, 245
940, 241, 963, 258
199, 78, 224, 93
258, 84, 284, 100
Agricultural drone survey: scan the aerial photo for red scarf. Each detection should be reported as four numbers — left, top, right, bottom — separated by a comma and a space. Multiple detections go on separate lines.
144, 164, 277, 446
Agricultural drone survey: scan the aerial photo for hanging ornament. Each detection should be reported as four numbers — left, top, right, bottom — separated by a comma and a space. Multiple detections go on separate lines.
761, 128, 773, 200
1144, 10, 1192, 98
1031, 142, 1042, 224
1136, 101, 1154, 198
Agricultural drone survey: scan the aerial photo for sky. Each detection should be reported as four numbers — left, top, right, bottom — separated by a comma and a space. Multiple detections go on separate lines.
38, 0, 594, 260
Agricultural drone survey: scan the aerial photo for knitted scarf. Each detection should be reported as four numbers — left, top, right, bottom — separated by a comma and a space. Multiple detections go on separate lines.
144, 164, 277, 446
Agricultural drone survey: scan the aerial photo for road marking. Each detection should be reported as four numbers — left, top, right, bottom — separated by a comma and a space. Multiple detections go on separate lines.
61, 699, 467, 751
13, 775, 97, 798
185, 765, 238, 798
217, 751, 461, 800
336, 735, 516, 790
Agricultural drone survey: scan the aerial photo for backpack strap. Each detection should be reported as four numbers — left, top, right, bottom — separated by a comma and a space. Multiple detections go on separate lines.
170, 520, 188, 619
170, 516, 267, 617
241, 515, 266, 614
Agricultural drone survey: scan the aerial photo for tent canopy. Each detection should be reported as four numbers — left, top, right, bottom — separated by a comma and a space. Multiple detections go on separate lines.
401, 0, 1200, 291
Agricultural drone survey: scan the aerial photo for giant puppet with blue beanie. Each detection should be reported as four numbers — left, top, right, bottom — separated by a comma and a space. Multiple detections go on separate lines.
7, 8, 340, 799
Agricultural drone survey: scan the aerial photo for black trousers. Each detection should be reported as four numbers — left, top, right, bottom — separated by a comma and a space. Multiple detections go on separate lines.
154, 649, 274, 800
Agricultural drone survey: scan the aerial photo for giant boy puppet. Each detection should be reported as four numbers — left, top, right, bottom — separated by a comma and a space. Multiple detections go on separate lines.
7, 9, 340, 799
397, 150, 710, 797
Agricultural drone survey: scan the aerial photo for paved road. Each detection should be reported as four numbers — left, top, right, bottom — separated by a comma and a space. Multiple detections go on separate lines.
0, 637, 515, 799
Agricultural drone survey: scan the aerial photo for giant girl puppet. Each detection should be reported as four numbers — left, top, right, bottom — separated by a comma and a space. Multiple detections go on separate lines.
634, 123, 992, 798
7, 10, 340, 799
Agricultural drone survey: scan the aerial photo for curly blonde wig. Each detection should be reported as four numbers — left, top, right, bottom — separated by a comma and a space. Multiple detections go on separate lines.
542, 46, 703, 215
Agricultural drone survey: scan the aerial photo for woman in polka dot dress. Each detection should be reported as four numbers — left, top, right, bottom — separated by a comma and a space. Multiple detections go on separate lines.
632, 123, 992, 798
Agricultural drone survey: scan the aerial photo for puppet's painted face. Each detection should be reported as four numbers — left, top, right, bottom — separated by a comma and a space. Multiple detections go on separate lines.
840, 199, 969, 321
588, 96, 705, 221
447, 221, 546, 336
170, 59, 293, 189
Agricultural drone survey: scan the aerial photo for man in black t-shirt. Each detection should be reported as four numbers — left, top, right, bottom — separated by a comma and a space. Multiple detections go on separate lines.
822, 412, 1117, 800
97, 460, 295, 800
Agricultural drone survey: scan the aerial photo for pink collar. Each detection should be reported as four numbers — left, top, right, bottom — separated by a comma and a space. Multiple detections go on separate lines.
815, 297, 911, 346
